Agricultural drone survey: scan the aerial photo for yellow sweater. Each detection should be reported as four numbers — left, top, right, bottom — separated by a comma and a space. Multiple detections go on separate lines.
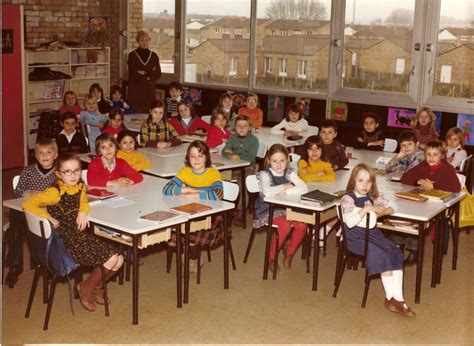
22, 181, 90, 220
298, 159, 336, 182
116, 150, 151, 171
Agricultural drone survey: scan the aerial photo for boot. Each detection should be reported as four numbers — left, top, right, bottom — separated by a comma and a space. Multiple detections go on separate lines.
403, 251, 418, 267
75, 266, 103, 312
93, 267, 114, 305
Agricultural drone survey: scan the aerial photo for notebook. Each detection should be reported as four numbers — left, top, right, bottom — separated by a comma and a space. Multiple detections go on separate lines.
419, 189, 453, 202
139, 210, 181, 223
170, 202, 212, 215
87, 188, 118, 200
300, 189, 338, 206
395, 188, 428, 202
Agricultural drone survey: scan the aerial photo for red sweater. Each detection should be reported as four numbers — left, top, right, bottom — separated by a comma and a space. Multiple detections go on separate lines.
87, 157, 143, 186
168, 117, 210, 136
102, 126, 124, 138
238, 107, 263, 128
59, 104, 82, 116
401, 160, 461, 192
206, 125, 232, 148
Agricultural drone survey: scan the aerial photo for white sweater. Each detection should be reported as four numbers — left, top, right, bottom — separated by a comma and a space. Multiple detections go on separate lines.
271, 118, 309, 135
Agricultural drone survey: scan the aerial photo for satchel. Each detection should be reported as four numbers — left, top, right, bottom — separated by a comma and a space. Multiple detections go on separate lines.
46, 230, 77, 277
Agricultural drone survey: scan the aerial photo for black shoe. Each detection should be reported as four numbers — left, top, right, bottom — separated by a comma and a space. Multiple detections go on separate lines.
5, 267, 23, 288
403, 251, 418, 267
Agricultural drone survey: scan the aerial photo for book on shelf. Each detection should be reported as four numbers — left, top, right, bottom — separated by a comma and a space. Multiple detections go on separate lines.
87, 188, 118, 200
138, 210, 181, 223
300, 189, 338, 206
380, 219, 418, 232
395, 188, 428, 202
170, 202, 212, 215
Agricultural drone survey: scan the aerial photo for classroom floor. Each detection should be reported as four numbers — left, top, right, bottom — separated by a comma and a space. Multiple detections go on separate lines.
2, 167, 473, 344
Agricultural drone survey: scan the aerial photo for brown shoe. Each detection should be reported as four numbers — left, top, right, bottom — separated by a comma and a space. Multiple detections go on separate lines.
75, 282, 96, 312
269, 259, 280, 273
233, 209, 243, 227
384, 298, 390, 308
283, 254, 294, 270
93, 287, 111, 305
388, 298, 416, 317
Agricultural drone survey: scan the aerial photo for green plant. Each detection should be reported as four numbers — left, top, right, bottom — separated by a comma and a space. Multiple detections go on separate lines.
83, 28, 110, 47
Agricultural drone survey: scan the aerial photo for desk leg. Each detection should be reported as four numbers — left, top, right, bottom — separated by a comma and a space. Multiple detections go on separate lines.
175, 226, 182, 308
452, 202, 460, 270
132, 235, 139, 325
183, 222, 190, 304
437, 211, 448, 285
7, 211, 15, 288
415, 221, 425, 304
312, 213, 320, 291
241, 167, 247, 229
431, 215, 442, 288
223, 211, 229, 289
263, 203, 274, 280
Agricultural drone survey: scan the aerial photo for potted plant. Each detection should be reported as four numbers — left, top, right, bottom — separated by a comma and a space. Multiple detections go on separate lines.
83, 17, 110, 48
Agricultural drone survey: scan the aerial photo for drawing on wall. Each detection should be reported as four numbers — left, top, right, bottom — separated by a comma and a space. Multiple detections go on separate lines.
182, 87, 202, 105
267, 95, 284, 122
387, 107, 416, 128
457, 113, 474, 146
330, 101, 348, 121
295, 97, 310, 119
2, 29, 13, 54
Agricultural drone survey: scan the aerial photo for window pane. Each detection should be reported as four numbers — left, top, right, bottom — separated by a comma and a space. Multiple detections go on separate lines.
184, 0, 251, 87
343, 0, 415, 93
255, 0, 332, 93
143, 0, 175, 74
433, 0, 473, 98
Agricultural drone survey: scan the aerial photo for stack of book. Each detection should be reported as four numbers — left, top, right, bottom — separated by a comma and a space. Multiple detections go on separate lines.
395, 188, 455, 203
300, 189, 339, 207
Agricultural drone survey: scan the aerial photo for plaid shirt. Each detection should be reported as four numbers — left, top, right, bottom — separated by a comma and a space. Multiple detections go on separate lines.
139, 120, 180, 147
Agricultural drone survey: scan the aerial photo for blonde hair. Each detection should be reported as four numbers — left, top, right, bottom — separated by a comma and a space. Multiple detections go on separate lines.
413, 106, 436, 131
35, 138, 58, 155
136, 30, 150, 42
345, 164, 379, 200
210, 107, 228, 127
445, 127, 465, 148
84, 94, 98, 108
264, 143, 289, 170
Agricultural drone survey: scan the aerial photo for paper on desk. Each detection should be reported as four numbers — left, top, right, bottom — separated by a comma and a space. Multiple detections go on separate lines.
375, 157, 391, 165
102, 197, 135, 208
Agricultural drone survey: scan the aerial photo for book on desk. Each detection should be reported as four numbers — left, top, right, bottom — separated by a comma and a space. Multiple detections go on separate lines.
87, 188, 118, 200
300, 189, 339, 206
395, 188, 455, 203
170, 202, 212, 215
138, 210, 181, 223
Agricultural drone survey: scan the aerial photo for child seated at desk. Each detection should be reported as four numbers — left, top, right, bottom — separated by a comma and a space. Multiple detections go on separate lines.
56, 112, 89, 155
271, 103, 309, 136
163, 141, 223, 273
385, 130, 424, 175
87, 133, 143, 187
116, 130, 151, 171
139, 100, 181, 148
319, 120, 348, 171
341, 164, 415, 317
238, 92, 263, 128
298, 135, 335, 182
206, 107, 232, 149
445, 127, 467, 170
102, 108, 125, 139
6, 138, 59, 286
168, 100, 209, 136
355, 112, 385, 151
80, 95, 108, 155
218, 92, 237, 129
59, 91, 81, 116
254, 144, 308, 272
89, 83, 112, 114
412, 106, 439, 150
23, 153, 123, 312
108, 85, 133, 114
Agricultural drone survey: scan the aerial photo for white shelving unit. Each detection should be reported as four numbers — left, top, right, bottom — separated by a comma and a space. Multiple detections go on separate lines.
24, 47, 110, 149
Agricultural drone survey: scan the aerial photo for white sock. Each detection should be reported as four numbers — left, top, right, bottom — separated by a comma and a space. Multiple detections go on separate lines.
392, 269, 405, 302
380, 274, 393, 300
336, 226, 342, 237
319, 226, 328, 240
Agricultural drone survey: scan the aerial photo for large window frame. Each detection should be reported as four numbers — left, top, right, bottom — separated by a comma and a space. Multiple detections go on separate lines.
137, 0, 472, 115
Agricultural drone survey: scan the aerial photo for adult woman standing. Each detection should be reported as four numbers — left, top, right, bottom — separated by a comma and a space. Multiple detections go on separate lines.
127, 30, 161, 113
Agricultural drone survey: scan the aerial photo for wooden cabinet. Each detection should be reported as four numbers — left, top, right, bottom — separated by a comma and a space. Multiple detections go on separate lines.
25, 47, 110, 149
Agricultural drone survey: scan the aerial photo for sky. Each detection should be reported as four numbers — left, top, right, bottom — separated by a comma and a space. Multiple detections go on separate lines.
144, 0, 473, 23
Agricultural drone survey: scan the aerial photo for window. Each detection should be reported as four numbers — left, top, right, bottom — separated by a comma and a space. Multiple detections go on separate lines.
460, 35, 469, 41
395, 58, 406, 75
297, 60, 307, 78
271, 30, 276, 36
279, 58, 287, 77
215, 27, 220, 33
235, 28, 243, 35
223, 27, 230, 34
229, 57, 238, 76
293, 30, 302, 35
440, 65, 452, 83
264, 57, 272, 73
280, 30, 289, 37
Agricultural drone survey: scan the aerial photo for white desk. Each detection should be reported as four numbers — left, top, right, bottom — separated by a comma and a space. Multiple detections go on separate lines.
253, 127, 315, 150
345, 148, 394, 170
123, 113, 148, 132
139, 145, 190, 158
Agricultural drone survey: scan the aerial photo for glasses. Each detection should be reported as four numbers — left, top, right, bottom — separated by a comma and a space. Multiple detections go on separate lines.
247, 99, 257, 103
61, 169, 81, 177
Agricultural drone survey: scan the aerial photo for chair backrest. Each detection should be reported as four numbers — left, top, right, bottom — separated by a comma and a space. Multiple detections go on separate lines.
256, 142, 267, 159
308, 125, 319, 135
222, 181, 239, 202
246, 174, 260, 193
289, 153, 301, 172
12, 175, 20, 190
383, 138, 398, 153
201, 115, 211, 124
457, 173, 466, 188
81, 169, 88, 185
459, 154, 472, 174
24, 210, 53, 239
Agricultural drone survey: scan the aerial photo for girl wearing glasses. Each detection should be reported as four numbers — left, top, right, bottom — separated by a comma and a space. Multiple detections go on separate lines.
23, 153, 124, 312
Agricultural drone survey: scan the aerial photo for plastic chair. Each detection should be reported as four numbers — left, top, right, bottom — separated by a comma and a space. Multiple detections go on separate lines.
332, 204, 373, 308
459, 154, 472, 174
308, 125, 319, 135
81, 169, 88, 185
256, 142, 267, 159
383, 138, 398, 153
456, 173, 466, 188
289, 153, 301, 173
201, 115, 212, 124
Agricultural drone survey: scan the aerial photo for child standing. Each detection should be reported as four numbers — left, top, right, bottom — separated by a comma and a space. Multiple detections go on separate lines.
253, 144, 308, 272
168, 100, 209, 136
56, 112, 89, 154
355, 112, 385, 151
385, 130, 424, 175
102, 108, 125, 139
23, 153, 124, 312
80, 95, 108, 154
341, 164, 415, 317
445, 127, 467, 170
165, 81, 183, 118
206, 107, 232, 149
87, 133, 143, 187
271, 103, 309, 135
140, 100, 181, 148
89, 83, 112, 114
59, 91, 81, 116
108, 85, 132, 114
412, 107, 439, 149
218, 92, 237, 129
319, 120, 348, 171
238, 93, 263, 128
298, 135, 335, 182
116, 130, 151, 171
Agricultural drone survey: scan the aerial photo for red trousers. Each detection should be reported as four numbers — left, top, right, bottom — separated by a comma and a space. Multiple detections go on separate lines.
269, 215, 308, 260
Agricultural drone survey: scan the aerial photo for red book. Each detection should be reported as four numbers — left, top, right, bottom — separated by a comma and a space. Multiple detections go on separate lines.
87, 188, 118, 200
